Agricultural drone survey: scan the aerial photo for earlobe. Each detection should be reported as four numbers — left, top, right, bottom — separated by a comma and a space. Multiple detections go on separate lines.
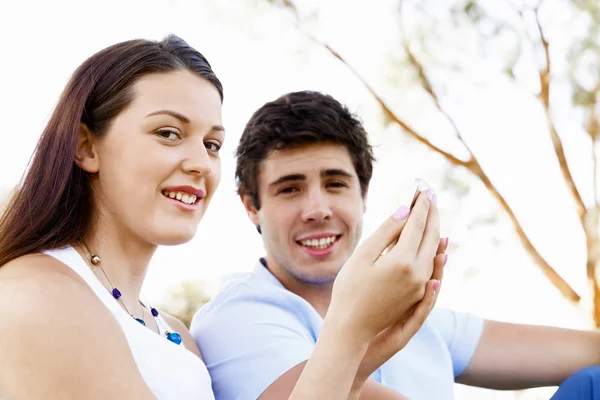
240, 194, 260, 226
75, 123, 99, 173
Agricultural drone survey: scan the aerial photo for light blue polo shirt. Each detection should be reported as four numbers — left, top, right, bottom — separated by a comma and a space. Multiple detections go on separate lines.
190, 260, 484, 400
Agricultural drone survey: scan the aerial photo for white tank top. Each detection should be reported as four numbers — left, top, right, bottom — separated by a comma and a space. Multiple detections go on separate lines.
44, 246, 215, 400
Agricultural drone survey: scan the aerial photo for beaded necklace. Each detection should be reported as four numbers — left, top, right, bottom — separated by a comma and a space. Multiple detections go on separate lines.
77, 239, 182, 345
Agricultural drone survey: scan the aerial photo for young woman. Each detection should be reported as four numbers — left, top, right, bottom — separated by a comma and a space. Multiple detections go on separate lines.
0, 35, 442, 400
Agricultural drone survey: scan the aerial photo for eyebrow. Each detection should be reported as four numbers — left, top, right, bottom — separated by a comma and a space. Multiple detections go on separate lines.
321, 169, 353, 179
146, 109, 225, 132
268, 169, 354, 188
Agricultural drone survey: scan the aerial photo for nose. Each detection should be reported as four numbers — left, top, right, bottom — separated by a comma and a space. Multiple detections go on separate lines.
300, 187, 332, 223
181, 138, 213, 177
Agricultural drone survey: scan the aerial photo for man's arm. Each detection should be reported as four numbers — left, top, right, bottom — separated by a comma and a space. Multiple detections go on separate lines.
457, 320, 600, 390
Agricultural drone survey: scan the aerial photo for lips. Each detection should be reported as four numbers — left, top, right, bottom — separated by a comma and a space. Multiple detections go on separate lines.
161, 186, 205, 208
297, 234, 341, 249
296, 234, 341, 258
162, 185, 205, 199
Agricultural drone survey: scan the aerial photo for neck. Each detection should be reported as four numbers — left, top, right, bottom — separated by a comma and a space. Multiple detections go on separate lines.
263, 255, 334, 318
76, 216, 157, 314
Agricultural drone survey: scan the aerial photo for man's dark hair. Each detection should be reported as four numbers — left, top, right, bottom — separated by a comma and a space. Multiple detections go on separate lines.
235, 91, 375, 209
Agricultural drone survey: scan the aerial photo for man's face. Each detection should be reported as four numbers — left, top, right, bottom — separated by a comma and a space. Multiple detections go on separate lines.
242, 142, 366, 288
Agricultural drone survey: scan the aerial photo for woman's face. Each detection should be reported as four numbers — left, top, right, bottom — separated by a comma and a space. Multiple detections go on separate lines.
84, 70, 224, 246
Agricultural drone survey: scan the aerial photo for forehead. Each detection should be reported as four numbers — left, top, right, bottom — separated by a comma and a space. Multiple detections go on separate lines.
126, 70, 222, 124
260, 143, 356, 180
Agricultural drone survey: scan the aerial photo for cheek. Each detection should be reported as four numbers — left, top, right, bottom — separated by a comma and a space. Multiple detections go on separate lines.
336, 201, 364, 228
204, 160, 222, 199
97, 144, 167, 205
259, 203, 292, 237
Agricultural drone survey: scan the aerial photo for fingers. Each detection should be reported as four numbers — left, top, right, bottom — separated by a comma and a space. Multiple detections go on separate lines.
399, 279, 440, 338
436, 237, 448, 256
412, 202, 440, 280
385, 191, 433, 264
357, 205, 410, 262
431, 253, 447, 284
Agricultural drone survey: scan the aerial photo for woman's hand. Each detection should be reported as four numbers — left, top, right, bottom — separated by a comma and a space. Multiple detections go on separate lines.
328, 190, 440, 343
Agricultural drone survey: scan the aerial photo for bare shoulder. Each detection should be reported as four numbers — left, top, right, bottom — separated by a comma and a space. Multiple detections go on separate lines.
0, 253, 153, 399
0, 252, 95, 312
0, 252, 110, 346
161, 312, 203, 360
0, 252, 87, 283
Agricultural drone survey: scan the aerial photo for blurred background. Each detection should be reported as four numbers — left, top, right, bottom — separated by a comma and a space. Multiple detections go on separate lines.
1, 0, 599, 398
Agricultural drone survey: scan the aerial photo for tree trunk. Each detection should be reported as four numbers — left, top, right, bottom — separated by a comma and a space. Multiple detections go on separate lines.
583, 208, 600, 326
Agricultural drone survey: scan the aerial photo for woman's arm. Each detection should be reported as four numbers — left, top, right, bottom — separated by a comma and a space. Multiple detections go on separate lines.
287, 194, 439, 400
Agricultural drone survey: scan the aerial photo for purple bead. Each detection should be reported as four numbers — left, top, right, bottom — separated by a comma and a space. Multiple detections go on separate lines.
151, 308, 159, 317
112, 288, 122, 299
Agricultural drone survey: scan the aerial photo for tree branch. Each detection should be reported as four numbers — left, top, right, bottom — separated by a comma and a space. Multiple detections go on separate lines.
472, 159, 580, 302
533, 7, 587, 220
275, 0, 581, 302
320, 43, 468, 168
402, 41, 580, 302
588, 84, 600, 208
403, 42, 475, 158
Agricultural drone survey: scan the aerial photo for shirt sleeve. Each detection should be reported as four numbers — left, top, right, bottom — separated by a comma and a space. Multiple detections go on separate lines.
428, 308, 485, 378
190, 282, 317, 400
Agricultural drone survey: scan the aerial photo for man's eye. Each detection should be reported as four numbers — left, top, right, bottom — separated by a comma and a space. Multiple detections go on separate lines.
279, 187, 298, 194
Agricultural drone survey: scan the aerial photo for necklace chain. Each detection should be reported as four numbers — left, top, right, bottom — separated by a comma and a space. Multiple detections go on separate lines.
85, 244, 145, 324
74, 238, 182, 345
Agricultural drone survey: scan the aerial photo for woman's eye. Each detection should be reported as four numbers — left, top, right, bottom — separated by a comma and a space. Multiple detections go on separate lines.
205, 141, 221, 152
156, 129, 181, 141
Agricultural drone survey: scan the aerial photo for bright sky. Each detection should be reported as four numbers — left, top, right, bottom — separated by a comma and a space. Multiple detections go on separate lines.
1, 0, 594, 398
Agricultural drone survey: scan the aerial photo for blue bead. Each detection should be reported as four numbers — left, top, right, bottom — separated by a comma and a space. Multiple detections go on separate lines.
166, 331, 182, 345
134, 317, 146, 326
151, 308, 159, 317
112, 288, 122, 299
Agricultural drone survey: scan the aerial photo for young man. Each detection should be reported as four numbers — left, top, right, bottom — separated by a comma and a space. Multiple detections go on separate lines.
191, 91, 600, 399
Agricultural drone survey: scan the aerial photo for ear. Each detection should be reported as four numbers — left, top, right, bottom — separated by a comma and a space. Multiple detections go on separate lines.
240, 194, 260, 226
74, 123, 100, 173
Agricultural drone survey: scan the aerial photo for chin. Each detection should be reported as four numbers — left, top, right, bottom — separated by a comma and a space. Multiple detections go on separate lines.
151, 226, 198, 246
293, 266, 339, 285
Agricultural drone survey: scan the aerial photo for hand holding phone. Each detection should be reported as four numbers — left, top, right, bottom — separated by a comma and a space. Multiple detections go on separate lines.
409, 178, 433, 210
384, 179, 434, 254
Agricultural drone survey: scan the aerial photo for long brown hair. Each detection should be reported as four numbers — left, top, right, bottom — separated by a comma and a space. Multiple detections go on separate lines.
0, 35, 223, 267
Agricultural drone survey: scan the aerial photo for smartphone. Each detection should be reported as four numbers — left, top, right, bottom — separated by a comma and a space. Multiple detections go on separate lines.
409, 178, 433, 210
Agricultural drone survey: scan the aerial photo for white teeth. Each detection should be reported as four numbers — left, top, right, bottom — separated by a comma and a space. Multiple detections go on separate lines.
162, 190, 198, 205
300, 236, 338, 249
